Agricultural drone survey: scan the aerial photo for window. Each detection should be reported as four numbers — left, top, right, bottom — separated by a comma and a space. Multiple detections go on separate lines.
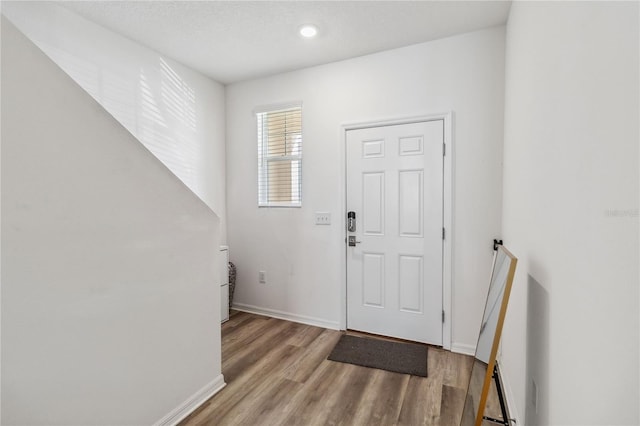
257, 104, 302, 207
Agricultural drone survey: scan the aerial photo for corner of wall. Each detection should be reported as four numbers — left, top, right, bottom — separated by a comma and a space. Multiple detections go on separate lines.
154, 376, 226, 426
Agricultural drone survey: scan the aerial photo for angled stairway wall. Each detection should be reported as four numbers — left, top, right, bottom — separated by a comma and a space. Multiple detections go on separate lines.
2, 16, 223, 425
1, 1, 227, 242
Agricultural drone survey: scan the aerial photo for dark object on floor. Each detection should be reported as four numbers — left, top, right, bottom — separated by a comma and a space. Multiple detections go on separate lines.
327, 334, 428, 377
228, 261, 236, 309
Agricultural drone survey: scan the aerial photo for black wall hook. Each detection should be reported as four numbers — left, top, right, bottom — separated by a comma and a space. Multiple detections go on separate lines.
493, 239, 503, 251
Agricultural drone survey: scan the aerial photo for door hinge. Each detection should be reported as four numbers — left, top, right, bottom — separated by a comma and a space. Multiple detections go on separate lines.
443, 143, 446, 156
442, 310, 445, 323
442, 227, 445, 240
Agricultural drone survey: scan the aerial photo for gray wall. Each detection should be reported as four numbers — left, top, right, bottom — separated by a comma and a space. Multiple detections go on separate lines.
1, 18, 223, 425
501, 2, 639, 424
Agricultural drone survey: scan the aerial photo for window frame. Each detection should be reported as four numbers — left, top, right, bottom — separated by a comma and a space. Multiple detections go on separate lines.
256, 102, 303, 208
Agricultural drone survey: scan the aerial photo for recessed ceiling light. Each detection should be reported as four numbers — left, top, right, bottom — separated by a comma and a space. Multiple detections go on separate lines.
299, 24, 318, 38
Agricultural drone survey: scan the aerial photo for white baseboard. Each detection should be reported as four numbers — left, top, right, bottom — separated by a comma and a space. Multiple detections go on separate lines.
232, 303, 340, 330
154, 374, 226, 426
451, 342, 476, 356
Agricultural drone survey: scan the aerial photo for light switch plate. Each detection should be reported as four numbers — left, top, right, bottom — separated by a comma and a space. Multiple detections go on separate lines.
315, 212, 331, 225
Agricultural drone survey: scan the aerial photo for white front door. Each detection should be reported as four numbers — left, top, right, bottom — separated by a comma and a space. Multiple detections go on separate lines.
346, 120, 444, 345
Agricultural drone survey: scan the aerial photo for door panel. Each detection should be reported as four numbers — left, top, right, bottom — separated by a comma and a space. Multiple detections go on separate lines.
363, 172, 385, 235
362, 253, 385, 307
346, 120, 443, 344
399, 169, 423, 237
399, 255, 423, 313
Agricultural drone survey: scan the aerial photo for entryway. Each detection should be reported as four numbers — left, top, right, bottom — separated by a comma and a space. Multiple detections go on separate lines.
181, 311, 472, 425
344, 117, 450, 345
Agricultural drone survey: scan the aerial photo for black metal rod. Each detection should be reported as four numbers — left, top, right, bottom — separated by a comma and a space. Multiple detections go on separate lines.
493, 364, 510, 425
483, 416, 509, 425
482, 364, 511, 425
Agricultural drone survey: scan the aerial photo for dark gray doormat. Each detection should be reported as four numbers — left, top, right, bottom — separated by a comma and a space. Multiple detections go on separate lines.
327, 334, 428, 377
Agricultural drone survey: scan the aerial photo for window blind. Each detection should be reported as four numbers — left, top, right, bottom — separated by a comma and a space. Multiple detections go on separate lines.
257, 106, 302, 207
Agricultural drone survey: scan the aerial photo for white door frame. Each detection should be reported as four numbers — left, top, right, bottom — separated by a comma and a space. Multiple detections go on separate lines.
339, 112, 454, 350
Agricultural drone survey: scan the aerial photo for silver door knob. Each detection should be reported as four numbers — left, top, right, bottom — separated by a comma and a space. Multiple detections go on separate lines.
348, 236, 362, 246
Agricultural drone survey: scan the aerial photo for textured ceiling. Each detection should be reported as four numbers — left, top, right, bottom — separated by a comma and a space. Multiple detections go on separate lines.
59, 1, 511, 84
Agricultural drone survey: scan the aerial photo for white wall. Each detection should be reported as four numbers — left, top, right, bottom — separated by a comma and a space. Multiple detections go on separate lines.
226, 27, 506, 348
501, 2, 639, 424
1, 1, 227, 242
1, 17, 223, 425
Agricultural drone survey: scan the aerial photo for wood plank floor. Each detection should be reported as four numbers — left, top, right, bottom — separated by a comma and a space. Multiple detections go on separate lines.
181, 311, 476, 426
